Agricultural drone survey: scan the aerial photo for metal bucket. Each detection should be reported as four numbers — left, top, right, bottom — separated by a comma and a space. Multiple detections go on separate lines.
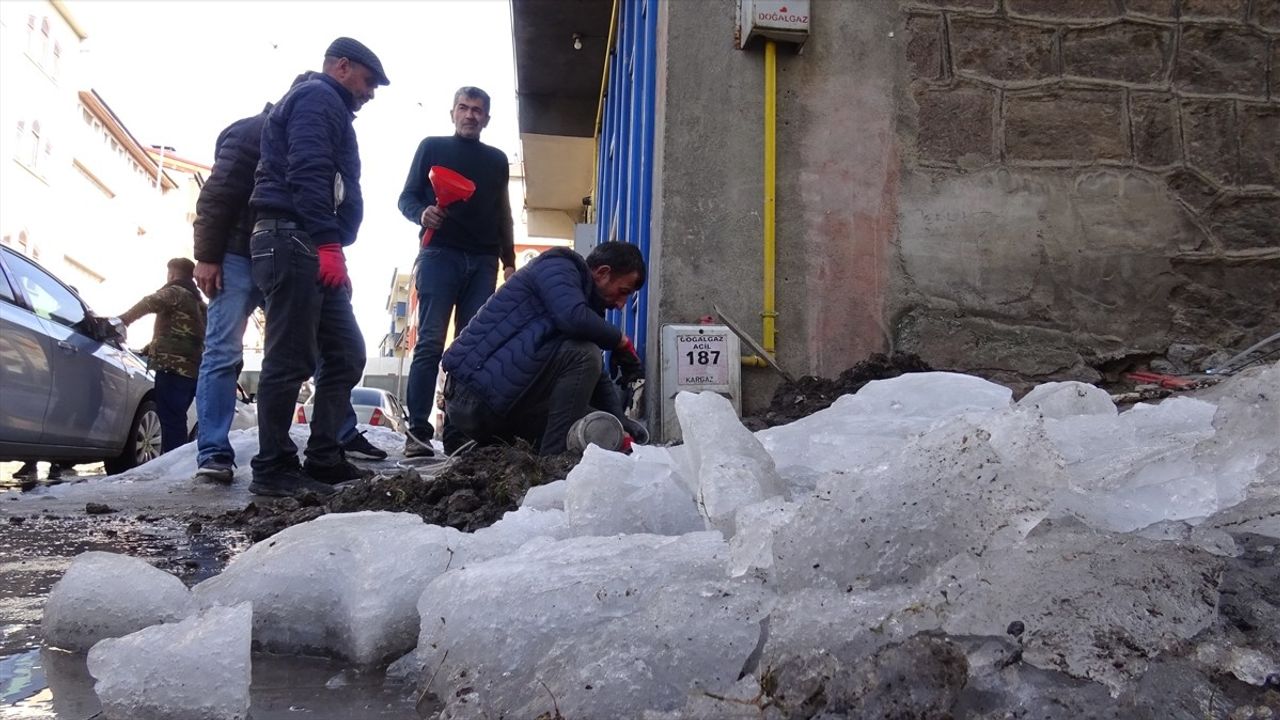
566, 411, 625, 453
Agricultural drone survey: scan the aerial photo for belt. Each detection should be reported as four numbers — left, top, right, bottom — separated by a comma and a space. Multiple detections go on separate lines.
253, 218, 300, 232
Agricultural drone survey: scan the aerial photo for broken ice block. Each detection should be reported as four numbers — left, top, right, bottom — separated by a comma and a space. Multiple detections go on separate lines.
404, 532, 773, 718
675, 391, 786, 535
564, 444, 702, 536
87, 602, 251, 720
194, 512, 463, 665
42, 551, 192, 652
520, 479, 566, 510
1016, 380, 1117, 419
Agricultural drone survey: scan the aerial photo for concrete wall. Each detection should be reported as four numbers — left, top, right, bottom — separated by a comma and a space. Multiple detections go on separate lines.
649, 0, 1279, 427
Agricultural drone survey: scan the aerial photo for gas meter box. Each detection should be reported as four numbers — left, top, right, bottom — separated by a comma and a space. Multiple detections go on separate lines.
660, 324, 742, 442
737, 0, 811, 49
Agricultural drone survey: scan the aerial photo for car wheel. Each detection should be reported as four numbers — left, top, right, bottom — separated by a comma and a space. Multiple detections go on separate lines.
104, 400, 162, 474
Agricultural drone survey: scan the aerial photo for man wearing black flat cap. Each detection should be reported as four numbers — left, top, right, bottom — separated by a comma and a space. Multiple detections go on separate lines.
246, 37, 389, 498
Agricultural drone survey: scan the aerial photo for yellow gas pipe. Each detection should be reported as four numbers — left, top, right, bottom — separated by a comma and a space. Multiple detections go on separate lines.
743, 39, 779, 368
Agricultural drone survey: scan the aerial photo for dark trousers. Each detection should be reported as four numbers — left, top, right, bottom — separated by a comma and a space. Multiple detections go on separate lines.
405, 246, 499, 438
447, 340, 602, 455
250, 229, 365, 474
154, 370, 197, 454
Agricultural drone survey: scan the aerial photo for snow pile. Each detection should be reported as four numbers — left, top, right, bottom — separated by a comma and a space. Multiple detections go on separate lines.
42, 552, 192, 652
87, 602, 251, 720
41, 364, 1280, 717
193, 512, 465, 665
108, 424, 407, 485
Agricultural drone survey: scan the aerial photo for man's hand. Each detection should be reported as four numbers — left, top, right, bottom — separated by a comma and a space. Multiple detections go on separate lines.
420, 205, 446, 230
194, 261, 223, 298
611, 335, 644, 384
316, 244, 350, 290
503, 266, 516, 282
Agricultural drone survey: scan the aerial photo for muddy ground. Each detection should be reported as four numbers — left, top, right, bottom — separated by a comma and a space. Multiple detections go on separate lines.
743, 352, 933, 430
218, 443, 582, 541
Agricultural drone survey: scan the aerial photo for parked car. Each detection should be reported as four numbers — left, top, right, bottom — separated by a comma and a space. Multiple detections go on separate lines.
0, 247, 159, 473
186, 383, 258, 442
295, 386, 407, 434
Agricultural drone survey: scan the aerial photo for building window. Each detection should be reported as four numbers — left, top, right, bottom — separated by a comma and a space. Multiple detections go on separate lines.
25, 15, 36, 55
29, 120, 41, 169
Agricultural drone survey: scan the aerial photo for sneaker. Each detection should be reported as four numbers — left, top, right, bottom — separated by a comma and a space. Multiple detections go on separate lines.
194, 459, 234, 485
404, 429, 436, 459
303, 458, 372, 485
341, 431, 387, 461
248, 464, 338, 498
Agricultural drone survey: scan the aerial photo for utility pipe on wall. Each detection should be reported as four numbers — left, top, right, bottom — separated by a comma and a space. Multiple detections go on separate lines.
762, 39, 778, 356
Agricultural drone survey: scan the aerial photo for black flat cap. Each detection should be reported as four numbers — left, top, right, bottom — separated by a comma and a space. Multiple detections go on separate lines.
325, 37, 390, 86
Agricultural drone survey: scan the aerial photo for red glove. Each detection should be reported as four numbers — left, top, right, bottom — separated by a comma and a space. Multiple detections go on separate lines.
316, 244, 349, 289
611, 336, 644, 383
620, 434, 634, 455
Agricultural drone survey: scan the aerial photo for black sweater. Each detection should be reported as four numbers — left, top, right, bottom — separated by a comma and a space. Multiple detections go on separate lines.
397, 135, 515, 268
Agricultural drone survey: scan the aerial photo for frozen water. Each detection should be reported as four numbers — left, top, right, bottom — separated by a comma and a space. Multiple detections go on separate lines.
757, 372, 1013, 477
194, 511, 464, 665
401, 532, 774, 718
675, 391, 786, 535
933, 523, 1222, 691
768, 417, 1050, 591
1016, 380, 1117, 419
466, 506, 570, 560
1047, 393, 1269, 532
42, 551, 192, 652
520, 479, 566, 510
87, 602, 251, 720
564, 444, 703, 536
728, 497, 799, 578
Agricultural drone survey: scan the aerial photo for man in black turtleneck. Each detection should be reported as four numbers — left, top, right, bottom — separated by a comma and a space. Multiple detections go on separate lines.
398, 86, 516, 458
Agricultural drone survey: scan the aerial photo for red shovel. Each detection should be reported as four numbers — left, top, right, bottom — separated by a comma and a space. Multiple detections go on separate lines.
422, 166, 476, 248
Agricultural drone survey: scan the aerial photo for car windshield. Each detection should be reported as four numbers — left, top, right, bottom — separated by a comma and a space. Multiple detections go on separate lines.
350, 388, 383, 407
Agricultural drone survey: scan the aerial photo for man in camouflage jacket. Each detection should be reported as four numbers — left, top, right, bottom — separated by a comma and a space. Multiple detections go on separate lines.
115, 257, 208, 453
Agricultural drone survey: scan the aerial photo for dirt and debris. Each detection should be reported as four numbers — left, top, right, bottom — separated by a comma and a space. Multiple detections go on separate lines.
744, 352, 933, 430
85, 503, 116, 515
219, 442, 581, 542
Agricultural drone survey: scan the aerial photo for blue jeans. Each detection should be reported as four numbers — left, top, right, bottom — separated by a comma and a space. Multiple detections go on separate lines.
251, 229, 365, 474
406, 246, 498, 437
155, 370, 197, 454
194, 254, 262, 467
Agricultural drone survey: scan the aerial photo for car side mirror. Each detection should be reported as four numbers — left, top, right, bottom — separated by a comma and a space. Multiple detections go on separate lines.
84, 314, 126, 345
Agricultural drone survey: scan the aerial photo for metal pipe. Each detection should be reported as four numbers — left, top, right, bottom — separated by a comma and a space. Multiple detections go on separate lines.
763, 39, 778, 355
589, 0, 622, 222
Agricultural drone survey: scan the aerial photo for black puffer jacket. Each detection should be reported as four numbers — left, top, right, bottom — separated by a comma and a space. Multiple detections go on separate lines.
192, 104, 270, 262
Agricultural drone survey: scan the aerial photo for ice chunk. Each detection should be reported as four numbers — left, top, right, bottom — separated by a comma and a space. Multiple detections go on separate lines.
728, 497, 799, 577
769, 417, 1049, 592
757, 372, 1013, 477
1016, 381, 1117, 419
933, 525, 1222, 691
1043, 396, 1253, 532
43, 551, 192, 652
194, 512, 463, 665
521, 479, 566, 510
466, 506, 570, 560
564, 444, 702, 536
403, 532, 773, 718
87, 602, 251, 720
676, 391, 785, 535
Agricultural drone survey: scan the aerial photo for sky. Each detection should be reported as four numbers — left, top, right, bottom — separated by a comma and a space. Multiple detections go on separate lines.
62, 0, 522, 356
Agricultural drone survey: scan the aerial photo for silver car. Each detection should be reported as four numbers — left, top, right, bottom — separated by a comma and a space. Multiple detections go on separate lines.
295, 386, 408, 434
0, 247, 160, 473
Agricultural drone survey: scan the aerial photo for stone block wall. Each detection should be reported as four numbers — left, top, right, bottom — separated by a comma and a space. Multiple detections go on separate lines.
897, 0, 1279, 383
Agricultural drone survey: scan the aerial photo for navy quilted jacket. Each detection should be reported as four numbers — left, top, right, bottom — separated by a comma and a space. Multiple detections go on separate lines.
250, 74, 363, 247
442, 247, 622, 414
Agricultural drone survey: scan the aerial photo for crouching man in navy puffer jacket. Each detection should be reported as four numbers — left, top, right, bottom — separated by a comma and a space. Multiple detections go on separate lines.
440, 241, 646, 455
